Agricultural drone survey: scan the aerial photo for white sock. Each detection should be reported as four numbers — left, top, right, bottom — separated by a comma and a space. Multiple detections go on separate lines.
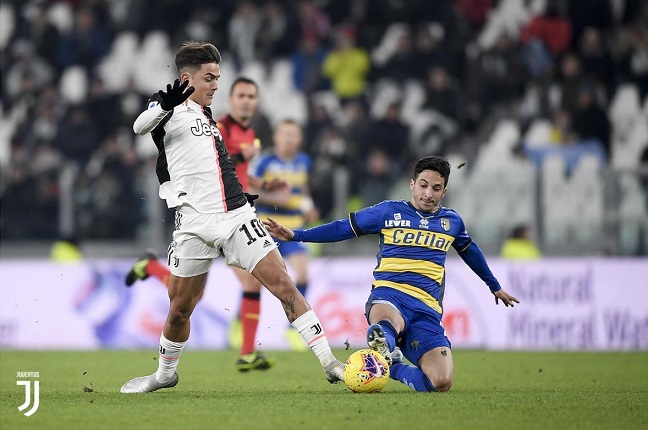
291, 310, 336, 367
155, 334, 186, 383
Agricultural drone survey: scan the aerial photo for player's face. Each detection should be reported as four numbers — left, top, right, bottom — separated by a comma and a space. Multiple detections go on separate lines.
273, 122, 302, 158
229, 82, 259, 124
410, 169, 446, 213
182, 63, 220, 107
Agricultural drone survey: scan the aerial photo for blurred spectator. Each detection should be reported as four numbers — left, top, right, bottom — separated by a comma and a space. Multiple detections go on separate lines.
571, 84, 611, 157
53, 105, 99, 168
25, 5, 61, 72
577, 27, 614, 94
474, 33, 526, 111
616, 20, 648, 98
548, 109, 577, 146
557, 53, 586, 115
256, 1, 297, 62
291, 31, 329, 94
4, 39, 55, 107
379, 28, 418, 83
228, 1, 262, 69
414, 23, 456, 81
423, 66, 462, 121
297, 0, 331, 45
363, 102, 410, 173
567, 0, 612, 47
50, 235, 83, 262
322, 25, 371, 103
359, 149, 393, 206
519, 1, 572, 78
500, 224, 542, 260
86, 77, 122, 143
453, 0, 494, 32
57, 6, 111, 73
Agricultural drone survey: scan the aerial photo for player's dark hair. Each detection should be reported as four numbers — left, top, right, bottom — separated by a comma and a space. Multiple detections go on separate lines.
175, 41, 221, 73
230, 77, 258, 96
276, 118, 301, 128
413, 156, 450, 187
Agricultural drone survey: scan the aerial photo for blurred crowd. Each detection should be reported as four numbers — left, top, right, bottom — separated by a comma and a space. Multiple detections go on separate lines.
1, 0, 647, 241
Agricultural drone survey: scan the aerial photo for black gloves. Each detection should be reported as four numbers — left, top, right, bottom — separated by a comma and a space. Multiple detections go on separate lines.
245, 193, 259, 207
158, 79, 195, 111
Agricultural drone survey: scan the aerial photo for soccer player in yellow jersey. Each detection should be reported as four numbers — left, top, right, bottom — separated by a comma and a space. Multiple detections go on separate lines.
265, 156, 519, 392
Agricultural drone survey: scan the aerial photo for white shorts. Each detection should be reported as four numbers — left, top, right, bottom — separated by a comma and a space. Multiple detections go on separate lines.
167, 203, 278, 277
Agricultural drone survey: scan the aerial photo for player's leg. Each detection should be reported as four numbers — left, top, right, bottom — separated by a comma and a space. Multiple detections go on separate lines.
250, 250, 343, 382
418, 347, 454, 392
121, 270, 210, 393
224, 209, 343, 383
389, 317, 453, 392
125, 249, 171, 287
122, 208, 217, 393
365, 291, 406, 362
230, 266, 275, 371
283, 246, 310, 351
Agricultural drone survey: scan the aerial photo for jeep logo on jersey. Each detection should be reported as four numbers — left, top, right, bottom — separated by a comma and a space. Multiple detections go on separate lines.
190, 119, 222, 139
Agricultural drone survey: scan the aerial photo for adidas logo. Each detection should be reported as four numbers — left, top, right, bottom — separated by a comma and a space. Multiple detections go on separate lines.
263, 240, 273, 248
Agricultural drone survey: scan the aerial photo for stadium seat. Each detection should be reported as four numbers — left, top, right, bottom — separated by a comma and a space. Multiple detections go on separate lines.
97, 31, 140, 92
59, 66, 88, 104
0, 3, 15, 51
371, 23, 410, 67
617, 173, 648, 255
133, 31, 175, 95
47, 1, 73, 33
523, 119, 552, 148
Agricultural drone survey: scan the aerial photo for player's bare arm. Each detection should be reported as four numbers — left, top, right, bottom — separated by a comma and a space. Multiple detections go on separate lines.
494, 289, 520, 307
263, 217, 295, 241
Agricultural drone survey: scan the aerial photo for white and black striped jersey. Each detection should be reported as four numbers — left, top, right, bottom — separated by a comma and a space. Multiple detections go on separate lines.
133, 96, 246, 213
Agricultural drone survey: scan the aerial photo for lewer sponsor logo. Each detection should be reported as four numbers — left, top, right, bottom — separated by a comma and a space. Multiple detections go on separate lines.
16, 371, 40, 417
385, 213, 411, 227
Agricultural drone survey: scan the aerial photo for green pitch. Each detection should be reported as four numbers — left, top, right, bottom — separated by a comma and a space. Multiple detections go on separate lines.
1, 350, 646, 430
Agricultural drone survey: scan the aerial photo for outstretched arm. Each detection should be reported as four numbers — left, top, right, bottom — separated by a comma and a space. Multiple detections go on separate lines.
457, 242, 520, 307
264, 217, 357, 243
133, 79, 194, 135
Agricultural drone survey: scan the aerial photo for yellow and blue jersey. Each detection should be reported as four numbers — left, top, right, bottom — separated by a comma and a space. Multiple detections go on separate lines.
253, 152, 311, 229
350, 200, 472, 316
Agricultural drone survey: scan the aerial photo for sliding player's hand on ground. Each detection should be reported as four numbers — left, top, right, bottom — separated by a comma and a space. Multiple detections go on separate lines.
158, 79, 195, 111
263, 217, 294, 241
494, 289, 520, 307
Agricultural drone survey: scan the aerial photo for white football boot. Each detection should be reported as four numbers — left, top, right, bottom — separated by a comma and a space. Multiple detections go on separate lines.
366, 324, 392, 364
324, 360, 345, 384
120, 372, 179, 394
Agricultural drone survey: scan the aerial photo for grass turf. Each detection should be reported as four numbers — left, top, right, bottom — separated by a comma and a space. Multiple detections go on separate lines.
1, 350, 646, 430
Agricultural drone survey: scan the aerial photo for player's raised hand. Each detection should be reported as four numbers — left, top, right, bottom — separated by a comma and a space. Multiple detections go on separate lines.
158, 79, 195, 111
263, 217, 294, 241
494, 289, 520, 307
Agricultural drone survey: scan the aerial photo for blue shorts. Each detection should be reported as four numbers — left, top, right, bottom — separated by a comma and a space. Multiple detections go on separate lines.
365, 287, 451, 366
277, 240, 307, 258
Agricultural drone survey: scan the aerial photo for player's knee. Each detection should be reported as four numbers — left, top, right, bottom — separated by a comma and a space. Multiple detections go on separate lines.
167, 306, 192, 326
430, 375, 453, 392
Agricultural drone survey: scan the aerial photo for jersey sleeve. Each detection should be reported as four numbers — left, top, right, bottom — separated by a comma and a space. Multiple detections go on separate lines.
350, 201, 389, 236
133, 93, 171, 135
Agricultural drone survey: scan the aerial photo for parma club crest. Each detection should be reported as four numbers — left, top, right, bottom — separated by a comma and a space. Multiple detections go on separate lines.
440, 218, 450, 231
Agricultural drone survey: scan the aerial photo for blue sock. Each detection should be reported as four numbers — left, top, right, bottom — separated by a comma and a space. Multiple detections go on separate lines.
296, 283, 307, 298
377, 319, 397, 352
390, 363, 435, 392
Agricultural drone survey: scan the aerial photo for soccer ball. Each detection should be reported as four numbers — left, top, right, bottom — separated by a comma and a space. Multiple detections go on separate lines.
343, 349, 390, 393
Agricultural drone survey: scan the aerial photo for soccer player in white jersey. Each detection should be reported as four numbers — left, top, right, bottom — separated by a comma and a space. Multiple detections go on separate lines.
120, 41, 344, 393
265, 156, 520, 392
